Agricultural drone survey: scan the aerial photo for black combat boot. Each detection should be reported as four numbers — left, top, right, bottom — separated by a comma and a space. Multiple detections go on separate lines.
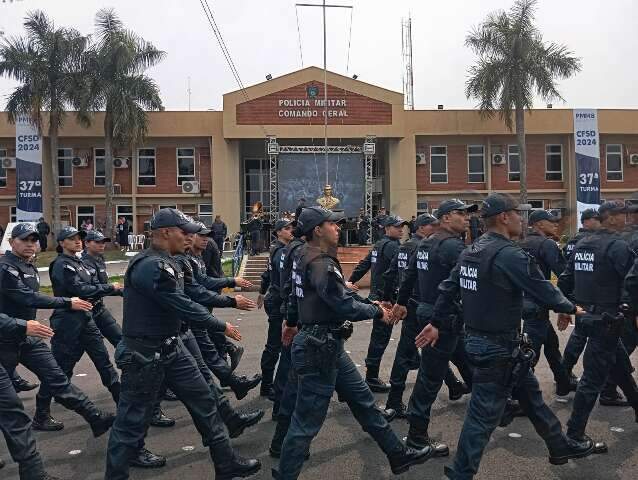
163, 388, 178, 401
448, 380, 470, 401
229, 373, 262, 400
365, 366, 391, 393
32, 396, 64, 432
259, 382, 274, 399
150, 406, 176, 427
226, 410, 265, 439
12, 376, 39, 392
599, 385, 628, 406
211, 443, 261, 480
386, 388, 407, 419
376, 405, 397, 422
499, 398, 526, 427
549, 435, 596, 465
228, 344, 245, 372
387, 445, 433, 475
75, 400, 115, 438
129, 447, 167, 469
406, 423, 449, 457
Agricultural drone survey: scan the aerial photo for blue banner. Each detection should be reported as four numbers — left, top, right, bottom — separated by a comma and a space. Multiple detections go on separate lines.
573, 109, 600, 227
15, 115, 43, 221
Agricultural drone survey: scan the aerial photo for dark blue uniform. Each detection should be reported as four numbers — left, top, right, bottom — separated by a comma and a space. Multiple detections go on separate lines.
276, 244, 428, 479
519, 232, 573, 394
436, 232, 586, 479
558, 229, 638, 440
348, 235, 400, 384
39, 253, 120, 411
81, 250, 123, 348
381, 233, 423, 409
395, 230, 472, 447
259, 239, 287, 392
105, 247, 257, 480
0, 251, 114, 431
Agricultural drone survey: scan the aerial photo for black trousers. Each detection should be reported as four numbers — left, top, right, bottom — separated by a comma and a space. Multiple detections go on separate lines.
365, 317, 394, 373
192, 328, 233, 383
93, 304, 123, 349
387, 302, 420, 404
260, 296, 283, 387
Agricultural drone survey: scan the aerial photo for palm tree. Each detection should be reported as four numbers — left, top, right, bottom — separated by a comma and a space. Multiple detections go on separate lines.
465, 0, 581, 216
0, 11, 88, 232
79, 8, 164, 237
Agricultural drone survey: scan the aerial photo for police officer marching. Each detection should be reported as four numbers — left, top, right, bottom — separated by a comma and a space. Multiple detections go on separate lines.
348, 215, 407, 392
274, 206, 432, 480
418, 193, 594, 479
257, 218, 295, 399
519, 210, 577, 396
393, 199, 476, 454
558, 200, 638, 452
380, 212, 439, 417
104, 208, 260, 480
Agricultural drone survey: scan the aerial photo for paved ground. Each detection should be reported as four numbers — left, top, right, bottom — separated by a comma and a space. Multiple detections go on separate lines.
3, 292, 638, 480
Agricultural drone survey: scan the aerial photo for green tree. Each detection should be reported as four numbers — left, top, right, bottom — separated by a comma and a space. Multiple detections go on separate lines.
0, 11, 88, 232
465, 0, 581, 219
80, 8, 164, 236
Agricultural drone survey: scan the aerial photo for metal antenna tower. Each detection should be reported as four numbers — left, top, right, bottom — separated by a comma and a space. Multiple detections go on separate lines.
401, 16, 414, 110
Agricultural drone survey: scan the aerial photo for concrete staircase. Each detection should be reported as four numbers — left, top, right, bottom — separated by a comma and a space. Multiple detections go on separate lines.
239, 253, 269, 291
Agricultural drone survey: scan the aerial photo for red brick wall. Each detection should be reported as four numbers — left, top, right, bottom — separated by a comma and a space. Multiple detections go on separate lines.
236, 82, 392, 125
600, 142, 638, 190
416, 144, 487, 191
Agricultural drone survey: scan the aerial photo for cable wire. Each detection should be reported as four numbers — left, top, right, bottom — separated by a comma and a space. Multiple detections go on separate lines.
295, 4, 304, 68
346, 6, 353, 74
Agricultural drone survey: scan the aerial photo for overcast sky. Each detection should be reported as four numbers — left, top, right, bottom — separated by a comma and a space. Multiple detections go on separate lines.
0, 0, 636, 111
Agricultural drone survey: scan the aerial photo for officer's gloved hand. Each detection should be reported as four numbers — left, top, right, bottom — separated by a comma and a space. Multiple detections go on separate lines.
225, 322, 242, 341
70, 297, 93, 311
25, 320, 54, 339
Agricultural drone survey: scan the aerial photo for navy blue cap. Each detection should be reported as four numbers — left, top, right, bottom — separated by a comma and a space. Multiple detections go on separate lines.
297, 207, 344, 235
598, 200, 627, 216
435, 199, 478, 219
274, 218, 295, 232
151, 208, 200, 233
194, 221, 211, 235
85, 230, 111, 242
383, 215, 408, 227
480, 193, 525, 218
414, 213, 438, 227
11, 223, 40, 240
529, 210, 559, 224
57, 226, 86, 242
580, 208, 600, 222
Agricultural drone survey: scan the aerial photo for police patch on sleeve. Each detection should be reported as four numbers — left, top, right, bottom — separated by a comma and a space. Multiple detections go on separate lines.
159, 262, 176, 277
6, 266, 20, 277
64, 264, 77, 272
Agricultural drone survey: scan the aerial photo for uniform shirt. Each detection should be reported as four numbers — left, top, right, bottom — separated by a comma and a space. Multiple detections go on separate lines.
201, 239, 222, 278
563, 228, 593, 261
283, 239, 307, 327
625, 258, 638, 310
81, 251, 124, 301
433, 232, 575, 331
122, 248, 226, 337
0, 251, 69, 322
175, 253, 236, 309
260, 240, 286, 297
383, 233, 424, 302
348, 235, 400, 298
297, 244, 382, 326
519, 231, 566, 279
622, 224, 638, 252
0, 312, 28, 341
188, 252, 235, 293
49, 253, 116, 304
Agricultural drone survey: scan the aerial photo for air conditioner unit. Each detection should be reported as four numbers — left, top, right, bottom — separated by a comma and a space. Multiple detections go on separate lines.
416, 153, 427, 165
72, 156, 89, 167
629, 154, 638, 166
113, 157, 130, 169
492, 153, 506, 165
112, 184, 122, 195
1, 157, 16, 169
182, 181, 200, 194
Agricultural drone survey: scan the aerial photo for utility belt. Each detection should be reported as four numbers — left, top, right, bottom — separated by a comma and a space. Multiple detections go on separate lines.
578, 303, 618, 315
92, 299, 104, 311
298, 323, 352, 376
301, 321, 353, 341
123, 335, 180, 364
472, 333, 536, 390
577, 304, 630, 338
465, 327, 520, 348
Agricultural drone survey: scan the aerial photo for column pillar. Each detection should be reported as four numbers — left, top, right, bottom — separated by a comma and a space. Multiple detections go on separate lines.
387, 136, 417, 220
212, 138, 241, 233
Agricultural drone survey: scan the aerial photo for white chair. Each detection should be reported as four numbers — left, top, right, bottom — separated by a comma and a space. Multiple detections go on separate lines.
127, 234, 134, 251
134, 234, 145, 250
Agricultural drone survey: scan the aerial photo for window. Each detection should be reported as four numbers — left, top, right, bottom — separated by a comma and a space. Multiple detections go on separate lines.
243, 158, 269, 219
199, 203, 213, 227
158, 205, 176, 210
0, 148, 7, 188
94, 148, 106, 186
116, 205, 133, 230
138, 148, 156, 186
545, 145, 563, 181
467, 145, 485, 183
10, 206, 16, 223
416, 196, 428, 215
58, 148, 73, 186
529, 200, 545, 209
606, 144, 623, 181
430, 146, 448, 183
77, 206, 95, 226
177, 148, 196, 185
508, 145, 520, 182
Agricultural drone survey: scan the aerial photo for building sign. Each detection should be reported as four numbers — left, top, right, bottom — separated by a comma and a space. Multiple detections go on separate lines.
573, 109, 600, 228
236, 82, 392, 125
15, 115, 43, 222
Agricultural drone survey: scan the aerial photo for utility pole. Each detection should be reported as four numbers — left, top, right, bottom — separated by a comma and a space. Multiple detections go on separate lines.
187, 76, 192, 111
401, 15, 414, 110
296, 2, 352, 187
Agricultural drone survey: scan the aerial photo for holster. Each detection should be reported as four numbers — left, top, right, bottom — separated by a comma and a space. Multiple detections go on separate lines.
300, 329, 338, 376
602, 311, 625, 338
472, 334, 535, 390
